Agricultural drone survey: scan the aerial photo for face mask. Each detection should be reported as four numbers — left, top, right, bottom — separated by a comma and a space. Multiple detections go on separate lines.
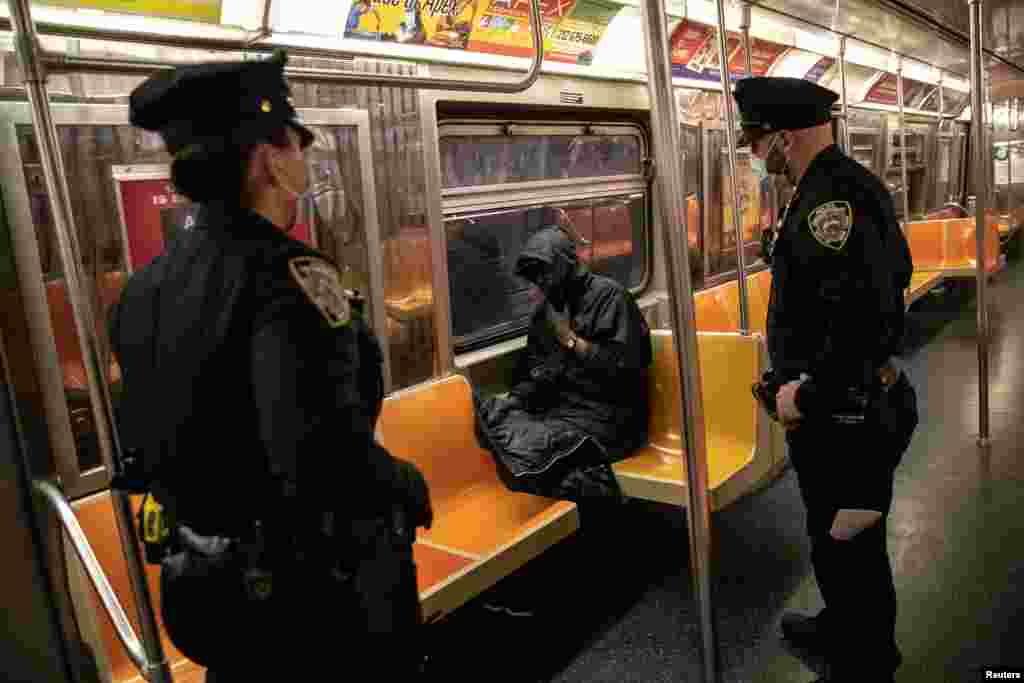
270, 152, 310, 230
751, 155, 769, 180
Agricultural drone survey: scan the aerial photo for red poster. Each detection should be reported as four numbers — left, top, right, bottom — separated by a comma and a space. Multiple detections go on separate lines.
669, 19, 714, 65
864, 74, 929, 107
864, 73, 899, 106
728, 37, 788, 77
115, 172, 313, 271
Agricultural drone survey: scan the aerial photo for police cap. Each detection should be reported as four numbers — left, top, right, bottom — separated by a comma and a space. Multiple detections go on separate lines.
733, 76, 839, 147
129, 49, 314, 151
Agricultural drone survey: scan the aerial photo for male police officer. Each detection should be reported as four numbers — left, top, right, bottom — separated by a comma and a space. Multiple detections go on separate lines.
735, 77, 918, 682
109, 52, 431, 680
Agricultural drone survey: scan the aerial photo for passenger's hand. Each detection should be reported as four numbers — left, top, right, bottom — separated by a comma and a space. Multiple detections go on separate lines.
393, 457, 433, 530
776, 378, 805, 427
546, 303, 574, 347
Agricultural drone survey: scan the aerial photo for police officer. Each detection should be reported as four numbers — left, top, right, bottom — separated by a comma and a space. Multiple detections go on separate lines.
108, 51, 432, 680
734, 77, 918, 682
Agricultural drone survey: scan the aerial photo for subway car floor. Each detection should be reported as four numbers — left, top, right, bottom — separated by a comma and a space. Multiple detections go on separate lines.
423, 248, 1024, 683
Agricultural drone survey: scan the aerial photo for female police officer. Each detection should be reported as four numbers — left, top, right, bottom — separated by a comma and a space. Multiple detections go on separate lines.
108, 51, 432, 680
735, 77, 918, 683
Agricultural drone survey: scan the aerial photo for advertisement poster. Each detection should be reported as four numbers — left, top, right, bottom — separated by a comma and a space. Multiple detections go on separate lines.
804, 56, 836, 83
669, 19, 742, 82
344, 0, 487, 49
864, 73, 928, 107
37, 0, 221, 23
544, 0, 621, 65
114, 170, 312, 271
728, 37, 788, 77
467, 0, 577, 58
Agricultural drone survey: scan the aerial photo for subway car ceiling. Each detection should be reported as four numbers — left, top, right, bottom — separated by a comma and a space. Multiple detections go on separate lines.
1, 0, 1019, 110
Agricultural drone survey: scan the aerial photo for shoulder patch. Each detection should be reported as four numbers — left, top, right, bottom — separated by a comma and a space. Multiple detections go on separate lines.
807, 201, 853, 251
287, 256, 351, 328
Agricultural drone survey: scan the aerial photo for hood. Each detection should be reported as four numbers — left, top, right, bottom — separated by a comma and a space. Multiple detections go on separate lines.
515, 226, 578, 294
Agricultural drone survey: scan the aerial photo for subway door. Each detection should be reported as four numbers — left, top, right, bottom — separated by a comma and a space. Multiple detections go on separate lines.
0, 170, 79, 682
297, 112, 394, 393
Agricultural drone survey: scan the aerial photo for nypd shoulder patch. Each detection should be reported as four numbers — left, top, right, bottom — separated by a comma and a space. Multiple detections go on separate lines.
288, 256, 350, 328
807, 201, 853, 251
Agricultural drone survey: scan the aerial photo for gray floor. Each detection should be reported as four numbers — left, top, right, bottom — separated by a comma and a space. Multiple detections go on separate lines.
426, 251, 1024, 683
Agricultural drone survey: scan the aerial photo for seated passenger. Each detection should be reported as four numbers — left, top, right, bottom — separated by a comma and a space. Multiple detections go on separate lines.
474, 223, 652, 501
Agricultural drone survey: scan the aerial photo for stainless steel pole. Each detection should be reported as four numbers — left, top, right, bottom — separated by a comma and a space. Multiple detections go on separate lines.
839, 36, 852, 154
639, 0, 719, 681
740, 2, 753, 77
897, 59, 911, 222
1007, 100, 1013, 193
969, 0, 991, 446
715, 0, 750, 334
5, 1, 173, 682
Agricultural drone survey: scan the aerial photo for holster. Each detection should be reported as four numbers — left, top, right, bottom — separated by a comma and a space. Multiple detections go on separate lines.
751, 370, 783, 422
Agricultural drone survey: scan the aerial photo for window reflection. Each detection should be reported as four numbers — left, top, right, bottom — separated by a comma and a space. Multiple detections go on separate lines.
440, 134, 643, 188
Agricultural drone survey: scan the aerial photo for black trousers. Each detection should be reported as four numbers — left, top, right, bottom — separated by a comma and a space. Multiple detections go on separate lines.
784, 374, 917, 679
161, 529, 424, 681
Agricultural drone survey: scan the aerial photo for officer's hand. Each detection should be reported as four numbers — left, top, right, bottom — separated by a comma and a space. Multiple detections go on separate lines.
393, 457, 433, 530
776, 378, 805, 427
546, 303, 574, 347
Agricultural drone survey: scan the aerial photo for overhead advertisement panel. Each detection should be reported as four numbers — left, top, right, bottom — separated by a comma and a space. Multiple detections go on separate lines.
804, 56, 836, 84
863, 72, 928, 107
35, 0, 222, 23
338, 0, 623, 65
669, 19, 739, 82
668, 19, 786, 82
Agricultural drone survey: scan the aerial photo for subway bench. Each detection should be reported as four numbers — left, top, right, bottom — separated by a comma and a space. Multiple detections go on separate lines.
905, 217, 1003, 279
73, 333, 783, 683
612, 329, 784, 510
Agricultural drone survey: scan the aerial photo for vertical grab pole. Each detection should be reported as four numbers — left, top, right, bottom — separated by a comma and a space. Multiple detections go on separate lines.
638, 0, 719, 681
969, 0, 991, 447
739, 2, 753, 77
897, 58, 911, 222
5, 1, 173, 681
715, 0, 749, 334
939, 74, 949, 202
839, 36, 852, 155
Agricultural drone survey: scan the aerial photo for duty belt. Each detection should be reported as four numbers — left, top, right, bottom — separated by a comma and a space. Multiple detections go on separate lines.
752, 358, 903, 424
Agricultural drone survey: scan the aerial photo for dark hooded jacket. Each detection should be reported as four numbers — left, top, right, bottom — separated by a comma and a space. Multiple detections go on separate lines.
473, 227, 652, 500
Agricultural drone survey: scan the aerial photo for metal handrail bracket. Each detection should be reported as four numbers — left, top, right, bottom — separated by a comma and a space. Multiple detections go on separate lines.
33, 479, 155, 679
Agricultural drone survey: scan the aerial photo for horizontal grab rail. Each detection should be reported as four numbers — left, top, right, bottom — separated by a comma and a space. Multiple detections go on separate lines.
1, 0, 544, 93
33, 479, 155, 679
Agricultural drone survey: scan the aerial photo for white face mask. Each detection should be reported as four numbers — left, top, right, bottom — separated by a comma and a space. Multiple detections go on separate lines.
751, 155, 769, 180
751, 134, 781, 180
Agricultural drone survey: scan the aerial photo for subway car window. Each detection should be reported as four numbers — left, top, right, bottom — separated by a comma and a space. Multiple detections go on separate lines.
446, 194, 647, 351
439, 129, 643, 188
440, 122, 649, 353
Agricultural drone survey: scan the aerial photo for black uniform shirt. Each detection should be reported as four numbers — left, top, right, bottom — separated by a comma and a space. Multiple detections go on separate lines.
109, 202, 396, 534
766, 145, 911, 419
